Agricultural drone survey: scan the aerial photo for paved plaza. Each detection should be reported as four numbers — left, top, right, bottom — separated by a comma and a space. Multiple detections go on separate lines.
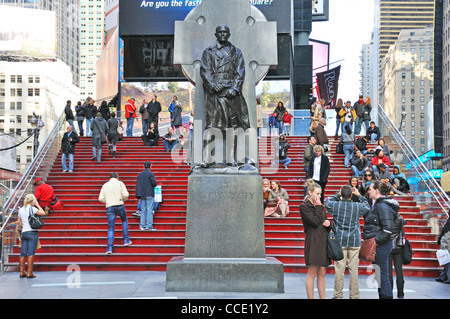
1, 270, 449, 300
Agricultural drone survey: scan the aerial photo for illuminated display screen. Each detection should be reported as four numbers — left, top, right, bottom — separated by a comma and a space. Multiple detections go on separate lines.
119, 0, 291, 36
123, 34, 291, 81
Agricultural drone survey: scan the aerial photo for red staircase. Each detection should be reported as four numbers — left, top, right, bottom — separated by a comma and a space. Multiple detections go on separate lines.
7, 136, 442, 276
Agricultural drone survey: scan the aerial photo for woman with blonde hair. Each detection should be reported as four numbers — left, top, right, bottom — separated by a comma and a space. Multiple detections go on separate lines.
17, 194, 45, 278
300, 179, 331, 298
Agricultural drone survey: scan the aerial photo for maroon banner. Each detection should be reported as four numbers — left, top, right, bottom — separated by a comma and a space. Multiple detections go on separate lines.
316, 65, 340, 107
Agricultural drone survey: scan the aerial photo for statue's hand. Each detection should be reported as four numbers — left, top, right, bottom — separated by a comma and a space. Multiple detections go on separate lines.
213, 85, 224, 93
226, 88, 237, 98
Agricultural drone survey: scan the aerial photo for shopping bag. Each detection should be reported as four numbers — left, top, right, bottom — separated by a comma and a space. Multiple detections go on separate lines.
154, 186, 162, 203
436, 249, 450, 266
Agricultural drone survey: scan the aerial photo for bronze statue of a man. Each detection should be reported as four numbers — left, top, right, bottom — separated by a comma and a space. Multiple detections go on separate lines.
200, 24, 250, 167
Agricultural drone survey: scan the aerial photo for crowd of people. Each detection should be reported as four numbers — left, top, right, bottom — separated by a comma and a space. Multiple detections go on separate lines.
14, 92, 447, 301
263, 94, 418, 299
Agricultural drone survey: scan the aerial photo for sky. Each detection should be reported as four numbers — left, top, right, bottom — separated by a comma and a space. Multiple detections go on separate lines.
256, 0, 375, 101
309, 0, 375, 101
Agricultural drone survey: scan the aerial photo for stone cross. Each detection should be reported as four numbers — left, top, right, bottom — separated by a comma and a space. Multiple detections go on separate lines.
173, 0, 278, 168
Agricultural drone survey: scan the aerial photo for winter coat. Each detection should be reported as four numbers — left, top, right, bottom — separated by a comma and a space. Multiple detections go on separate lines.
172, 105, 183, 127
75, 103, 86, 118
65, 104, 74, 121
90, 117, 108, 138
362, 103, 372, 121
61, 131, 80, 154
339, 106, 357, 124
353, 100, 364, 118
367, 125, 381, 140
307, 154, 330, 184
85, 103, 97, 120
279, 140, 290, 160
391, 212, 406, 249
125, 99, 137, 119
99, 102, 110, 121
299, 199, 331, 267
314, 124, 329, 147
135, 169, 157, 199
363, 197, 399, 245
274, 106, 287, 122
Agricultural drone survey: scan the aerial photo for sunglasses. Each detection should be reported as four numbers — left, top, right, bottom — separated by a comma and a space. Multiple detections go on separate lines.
364, 174, 372, 177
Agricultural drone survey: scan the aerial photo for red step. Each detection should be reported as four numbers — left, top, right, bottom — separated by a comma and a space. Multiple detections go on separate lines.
5, 136, 442, 277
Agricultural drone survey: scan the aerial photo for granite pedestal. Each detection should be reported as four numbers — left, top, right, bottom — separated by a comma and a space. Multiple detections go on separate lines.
166, 173, 284, 293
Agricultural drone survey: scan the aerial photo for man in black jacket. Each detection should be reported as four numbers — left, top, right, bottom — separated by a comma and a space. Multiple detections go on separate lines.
135, 161, 158, 231
353, 94, 364, 135
366, 121, 381, 143
350, 150, 370, 177
148, 95, 162, 130
64, 100, 77, 135
85, 99, 98, 137
61, 125, 80, 173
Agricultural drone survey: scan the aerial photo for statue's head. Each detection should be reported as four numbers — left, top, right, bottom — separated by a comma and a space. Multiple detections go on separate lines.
215, 24, 230, 44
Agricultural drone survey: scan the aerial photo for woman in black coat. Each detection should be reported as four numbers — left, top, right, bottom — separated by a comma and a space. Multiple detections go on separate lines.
300, 179, 331, 299
307, 145, 330, 203
107, 112, 120, 159
99, 101, 110, 122
363, 181, 398, 299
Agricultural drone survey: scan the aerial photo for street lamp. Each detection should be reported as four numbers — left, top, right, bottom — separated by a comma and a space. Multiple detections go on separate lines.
398, 111, 407, 132
29, 112, 45, 158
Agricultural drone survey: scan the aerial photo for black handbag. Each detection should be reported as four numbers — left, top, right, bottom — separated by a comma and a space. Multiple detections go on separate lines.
336, 141, 344, 154
28, 208, 44, 229
401, 238, 414, 265
327, 230, 344, 261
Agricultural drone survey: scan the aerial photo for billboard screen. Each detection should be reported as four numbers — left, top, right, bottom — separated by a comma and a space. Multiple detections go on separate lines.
0, 5, 56, 58
123, 34, 291, 81
119, 0, 291, 37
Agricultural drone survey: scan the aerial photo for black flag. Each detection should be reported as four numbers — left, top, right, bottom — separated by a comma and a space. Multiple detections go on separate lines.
316, 65, 341, 107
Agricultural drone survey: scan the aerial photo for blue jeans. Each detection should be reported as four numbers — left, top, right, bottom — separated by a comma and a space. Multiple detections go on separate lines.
106, 205, 130, 252
371, 133, 378, 142
77, 119, 84, 136
163, 139, 178, 151
342, 121, 352, 133
354, 117, 363, 135
126, 118, 135, 136
343, 144, 355, 168
140, 196, 155, 229
142, 119, 149, 134
20, 231, 38, 257
351, 165, 366, 177
86, 118, 93, 137
283, 124, 290, 135
274, 157, 291, 168
62, 153, 74, 171
374, 240, 394, 298
335, 118, 341, 136
276, 121, 283, 134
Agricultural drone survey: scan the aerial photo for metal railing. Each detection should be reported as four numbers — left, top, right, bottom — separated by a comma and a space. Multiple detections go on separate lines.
0, 110, 66, 273
377, 104, 450, 233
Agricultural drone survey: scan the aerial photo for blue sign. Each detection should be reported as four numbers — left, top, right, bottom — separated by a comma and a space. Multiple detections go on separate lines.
406, 150, 442, 170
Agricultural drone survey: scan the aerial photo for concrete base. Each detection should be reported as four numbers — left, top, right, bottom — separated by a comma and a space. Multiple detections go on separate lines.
166, 256, 284, 293
165, 173, 284, 293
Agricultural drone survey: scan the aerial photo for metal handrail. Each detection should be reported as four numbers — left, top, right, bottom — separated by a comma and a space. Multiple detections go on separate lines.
377, 104, 450, 218
0, 110, 66, 272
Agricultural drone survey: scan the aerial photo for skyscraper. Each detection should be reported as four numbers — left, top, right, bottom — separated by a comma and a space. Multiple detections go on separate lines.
379, 27, 434, 155
79, 0, 105, 101
375, 0, 435, 65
